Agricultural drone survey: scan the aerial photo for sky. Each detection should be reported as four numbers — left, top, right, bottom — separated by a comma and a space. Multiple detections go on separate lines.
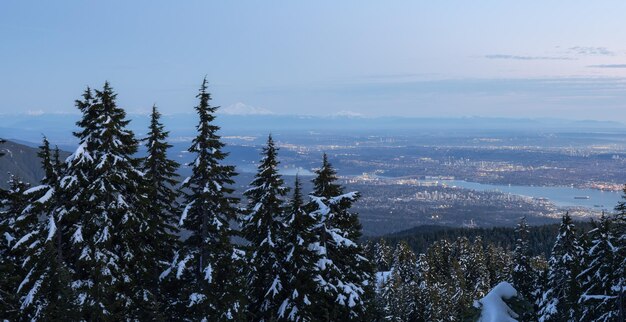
1, 1, 626, 120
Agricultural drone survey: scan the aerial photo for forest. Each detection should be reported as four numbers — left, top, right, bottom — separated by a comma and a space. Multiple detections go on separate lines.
0, 80, 624, 321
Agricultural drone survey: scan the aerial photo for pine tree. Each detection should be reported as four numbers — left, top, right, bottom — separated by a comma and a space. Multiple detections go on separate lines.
15, 137, 77, 320
170, 78, 245, 321
240, 134, 289, 321
537, 213, 582, 322
277, 176, 320, 321
59, 82, 151, 320
612, 186, 626, 321
307, 153, 371, 320
373, 238, 393, 272
578, 214, 621, 321
485, 244, 512, 288
512, 217, 535, 300
455, 236, 491, 315
141, 104, 181, 317
382, 241, 419, 322
0, 174, 31, 319
423, 239, 464, 321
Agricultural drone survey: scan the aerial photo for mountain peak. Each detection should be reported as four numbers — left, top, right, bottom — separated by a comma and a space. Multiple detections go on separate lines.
219, 102, 274, 115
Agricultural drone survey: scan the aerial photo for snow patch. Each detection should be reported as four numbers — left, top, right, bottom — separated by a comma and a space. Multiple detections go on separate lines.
477, 282, 519, 322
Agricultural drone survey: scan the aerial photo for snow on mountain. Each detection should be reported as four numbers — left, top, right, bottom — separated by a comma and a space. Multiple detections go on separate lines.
219, 102, 274, 115
333, 110, 364, 118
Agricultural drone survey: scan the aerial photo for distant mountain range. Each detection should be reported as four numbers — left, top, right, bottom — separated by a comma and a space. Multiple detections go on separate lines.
1, 113, 624, 147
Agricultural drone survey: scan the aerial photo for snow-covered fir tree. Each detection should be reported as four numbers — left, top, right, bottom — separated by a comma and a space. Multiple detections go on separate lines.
373, 238, 393, 272
485, 244, 512, 288
612, 186, 626, 322
455, 236, 491, 315
382, 241, 420, 322
241, 134, 289, 321
0, 174, 31, 320
59, 83, 151, 319
141, 104, 181, 316
537, 213, 582, 322
15, 138, 77, 321
423, 239, 464, 321
577, 214, 622, 322
512, 217, 535, 301
277, 176, 321, 321
169, 78, 245, 321
307, 153, 371, 320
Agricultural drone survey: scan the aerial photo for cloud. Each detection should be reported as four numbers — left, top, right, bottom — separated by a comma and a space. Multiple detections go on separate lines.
587, 64, 626, 68
568, 46, 614, 56
484, 54, 573, 61
219, 102, 274, 115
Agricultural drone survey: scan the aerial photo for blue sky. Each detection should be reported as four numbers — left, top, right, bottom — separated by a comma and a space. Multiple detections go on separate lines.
1, 1, 626, 120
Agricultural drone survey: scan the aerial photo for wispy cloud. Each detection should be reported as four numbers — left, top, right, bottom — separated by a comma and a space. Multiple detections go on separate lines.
587, 64, 626, 68
569, 46, 614, 56
484, 54, 573, 61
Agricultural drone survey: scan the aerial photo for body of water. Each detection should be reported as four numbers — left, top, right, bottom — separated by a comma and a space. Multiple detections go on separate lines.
439, 180, 622, 209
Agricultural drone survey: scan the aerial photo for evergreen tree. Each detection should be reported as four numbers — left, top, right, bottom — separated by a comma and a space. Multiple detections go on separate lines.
277, 176, 321, 321
241, 134, 289, 321
485, 244, 512, 288
612, 187, 626, 321
512, 217, 535, 301
455, 236, 491, 313
423, 239, 464, 321
307, 153, 371, 320
373, 238, 393, 272
170, 78, 245, 321
0, 174, 30, 320
59, 83, 151, 320
537, 213, 582, 322
15, 137, 77, 320
382, 241, 419, 322
577, 215, 621, 322
141, 104, 181, 317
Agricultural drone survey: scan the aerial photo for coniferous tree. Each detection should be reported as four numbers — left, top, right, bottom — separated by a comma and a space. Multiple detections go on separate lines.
15, 137, 77, 321
170, 78, 245, 321
307, 153, 371, 320
469, 237, 491, 300
423, 239, 464, 321
612, 187, 626, 321
413, 253, 429, 322
485, 244, 512, 288
537, 213, 582, 322
0, 174, 30, 320
59, 83, 150, 320
374, 238, 393, 272
277, 176, 320, 321
140, 104, 181, 317
512, 217, 535, 300
241, 134, 289, 321
382, 241, 419, 322
455, 236, 491, 316
578, 215, 621, 322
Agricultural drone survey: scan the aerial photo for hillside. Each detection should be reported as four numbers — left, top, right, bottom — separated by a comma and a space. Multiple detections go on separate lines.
0, 140, 45, 188
379, 222, 595, 256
